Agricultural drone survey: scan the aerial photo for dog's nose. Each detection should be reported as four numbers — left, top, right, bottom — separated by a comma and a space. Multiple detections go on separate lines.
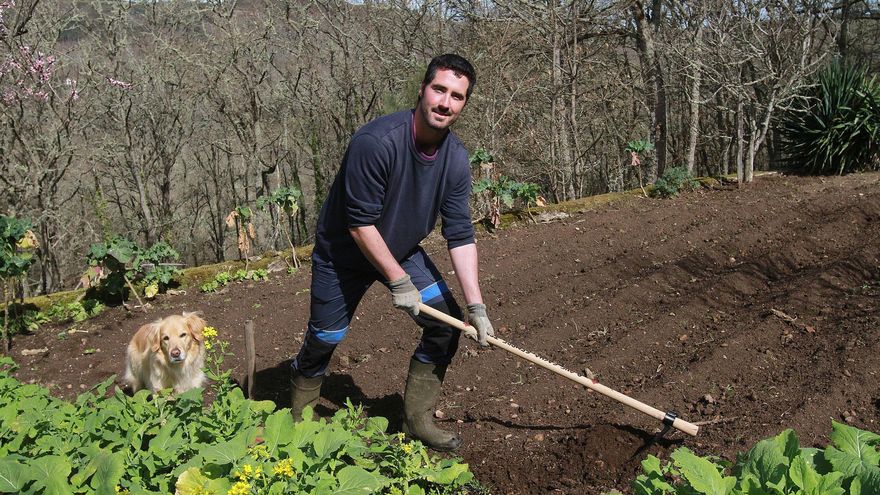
170, 349, 181, 358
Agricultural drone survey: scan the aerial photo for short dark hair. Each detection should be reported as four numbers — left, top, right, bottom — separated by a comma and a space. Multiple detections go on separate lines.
422, 54, 476, 100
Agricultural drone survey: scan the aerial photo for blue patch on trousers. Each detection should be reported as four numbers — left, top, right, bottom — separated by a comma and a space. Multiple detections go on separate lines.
419, 281, 449, 303
311, 324, 349, 345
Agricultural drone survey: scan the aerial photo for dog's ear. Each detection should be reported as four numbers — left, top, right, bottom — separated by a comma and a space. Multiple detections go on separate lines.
183, 311, 206, 342
141, 323, 161, 353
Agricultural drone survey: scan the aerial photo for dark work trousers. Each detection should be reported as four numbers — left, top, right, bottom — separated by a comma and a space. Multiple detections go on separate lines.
292, 247, 463, 378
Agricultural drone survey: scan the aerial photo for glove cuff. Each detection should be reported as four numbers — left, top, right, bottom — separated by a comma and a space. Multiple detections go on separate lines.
466, 303, 487, 317
389, 274, 412, 289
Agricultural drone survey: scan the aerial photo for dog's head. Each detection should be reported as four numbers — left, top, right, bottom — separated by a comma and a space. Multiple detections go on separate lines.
150, 311, 206, 364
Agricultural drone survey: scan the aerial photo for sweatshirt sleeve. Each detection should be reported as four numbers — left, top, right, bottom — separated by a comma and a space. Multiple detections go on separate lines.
344, 134, 391, 228
440, 155, 476, 249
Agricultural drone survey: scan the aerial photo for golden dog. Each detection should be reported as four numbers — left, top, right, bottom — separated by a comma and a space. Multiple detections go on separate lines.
123, 312, 207, 394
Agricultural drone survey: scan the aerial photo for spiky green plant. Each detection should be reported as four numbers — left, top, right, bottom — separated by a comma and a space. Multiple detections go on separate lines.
779, 61, 880, 175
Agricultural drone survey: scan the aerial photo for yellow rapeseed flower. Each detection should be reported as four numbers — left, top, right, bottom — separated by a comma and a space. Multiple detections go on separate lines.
227, 481, 250, 495
203, 326, 218, 350
273, 458, 294, 478
401, 442, 414, 455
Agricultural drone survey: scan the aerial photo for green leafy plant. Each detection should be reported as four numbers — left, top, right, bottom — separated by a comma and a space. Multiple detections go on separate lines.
779, 61, 880, 175
651, 166, 699, 199
608, 421, 880, 495
86, 236, 182, 304
44, 300, 105, 324
257, 186, 303, 270
0, 351, 479, 494
134, 241, 182, 298
1, 304, 48, 335
201, 269, 269, 293
473, 176, 544, 229
626, 139, 655, 197
469, 148, 495, 166
0, 215, 38, 350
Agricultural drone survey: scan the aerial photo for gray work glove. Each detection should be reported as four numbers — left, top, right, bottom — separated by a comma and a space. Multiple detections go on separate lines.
466, 303, 495, 347
389, 274, 420, 316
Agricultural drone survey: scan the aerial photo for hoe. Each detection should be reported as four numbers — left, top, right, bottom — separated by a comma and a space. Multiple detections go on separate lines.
419, 303, 699, 437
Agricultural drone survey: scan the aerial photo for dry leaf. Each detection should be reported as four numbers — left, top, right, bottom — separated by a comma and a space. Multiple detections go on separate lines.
225, 211, 237, 228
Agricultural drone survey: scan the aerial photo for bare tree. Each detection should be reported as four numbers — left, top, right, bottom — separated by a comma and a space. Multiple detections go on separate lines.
631, 0, 668, 180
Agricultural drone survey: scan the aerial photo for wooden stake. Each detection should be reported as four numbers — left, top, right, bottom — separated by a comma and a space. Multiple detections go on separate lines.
244, 319, 256, 399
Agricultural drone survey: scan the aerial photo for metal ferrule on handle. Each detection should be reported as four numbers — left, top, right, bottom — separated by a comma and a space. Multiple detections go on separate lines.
419, 303, 699, 437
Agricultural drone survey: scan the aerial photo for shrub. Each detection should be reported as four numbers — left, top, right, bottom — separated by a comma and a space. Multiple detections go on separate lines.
779, 61, 880, 175
0, 215, 38, 348
257, 186, 303, 269
651, 167, 698, 198
86, 236, 182, 302
473, 175, 544, 228
44, 300, 105, 324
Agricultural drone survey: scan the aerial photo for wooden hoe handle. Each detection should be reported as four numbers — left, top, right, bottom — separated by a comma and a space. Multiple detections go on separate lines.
419, 303, 700, 437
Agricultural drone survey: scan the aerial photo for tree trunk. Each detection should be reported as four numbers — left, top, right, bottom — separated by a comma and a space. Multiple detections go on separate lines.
736, 100, 744, 185
685, 5, 705, 174
838, 0, 851, 60
632, 0, 668, 180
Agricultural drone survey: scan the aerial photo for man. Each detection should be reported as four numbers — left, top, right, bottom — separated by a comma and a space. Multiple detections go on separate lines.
289, 54, 494, 452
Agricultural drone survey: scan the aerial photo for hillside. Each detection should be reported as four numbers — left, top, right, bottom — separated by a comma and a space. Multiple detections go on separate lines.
10, 172, 880, 494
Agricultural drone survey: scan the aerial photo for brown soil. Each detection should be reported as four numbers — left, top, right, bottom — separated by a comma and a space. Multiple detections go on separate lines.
10, 172, 880, 494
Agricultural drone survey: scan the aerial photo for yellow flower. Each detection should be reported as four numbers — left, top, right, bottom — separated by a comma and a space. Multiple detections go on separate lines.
401, 442, 414, 455
203, 326, 218, 339
236, 464, 263, 482
227, 481, 250, 495
396, 432, 405, 443
115, 486, 129, 495
273, 458, 295, 478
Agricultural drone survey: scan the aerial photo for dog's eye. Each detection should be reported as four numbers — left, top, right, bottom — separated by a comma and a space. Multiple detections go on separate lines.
180, 333, 187, 338
163, 336, 169, 340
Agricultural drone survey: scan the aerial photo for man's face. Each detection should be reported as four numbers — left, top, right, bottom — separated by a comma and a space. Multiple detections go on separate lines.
418, 68, 469, 131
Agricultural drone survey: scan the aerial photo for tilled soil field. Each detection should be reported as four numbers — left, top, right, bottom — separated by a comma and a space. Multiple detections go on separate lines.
11, 171, 880, 494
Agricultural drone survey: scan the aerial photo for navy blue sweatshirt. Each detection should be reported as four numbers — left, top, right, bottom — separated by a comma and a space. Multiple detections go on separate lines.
313, 109, 475, 269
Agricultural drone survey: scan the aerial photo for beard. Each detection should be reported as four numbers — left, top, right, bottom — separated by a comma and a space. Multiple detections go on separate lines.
418, 99, 458, 131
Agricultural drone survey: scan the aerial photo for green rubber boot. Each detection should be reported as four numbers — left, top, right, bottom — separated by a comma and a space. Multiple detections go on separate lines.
401, 359, 462, 452
290, 370, 323, 422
